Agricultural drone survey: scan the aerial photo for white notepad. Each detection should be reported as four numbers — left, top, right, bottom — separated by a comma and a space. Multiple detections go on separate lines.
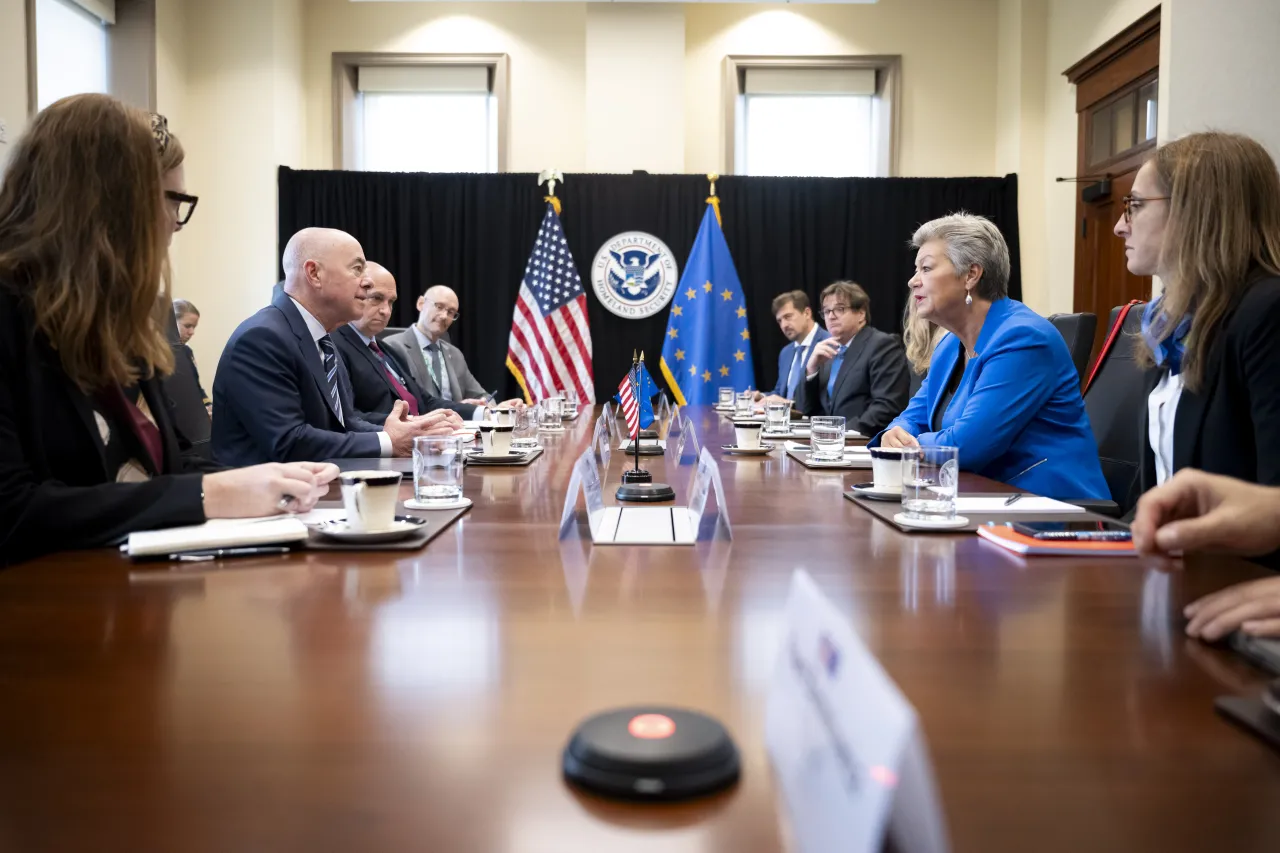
124, 517, 310, 558
953, 496, 1085, 514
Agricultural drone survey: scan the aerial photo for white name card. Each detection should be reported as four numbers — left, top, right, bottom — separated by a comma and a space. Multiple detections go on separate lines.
766, 570, 949, 853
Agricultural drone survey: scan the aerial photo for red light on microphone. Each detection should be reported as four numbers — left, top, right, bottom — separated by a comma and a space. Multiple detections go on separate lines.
628, 713, 676, 740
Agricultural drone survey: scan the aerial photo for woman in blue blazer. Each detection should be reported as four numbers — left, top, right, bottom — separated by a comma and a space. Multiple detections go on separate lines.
875, 213, 1108, 501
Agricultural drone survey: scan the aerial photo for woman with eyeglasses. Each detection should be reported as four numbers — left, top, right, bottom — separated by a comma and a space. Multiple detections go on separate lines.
0, 94, 338, 565
876, 213, 1107, 501
1114, 131, 1280, 496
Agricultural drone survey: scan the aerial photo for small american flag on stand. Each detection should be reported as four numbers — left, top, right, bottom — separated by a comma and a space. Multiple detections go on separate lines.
617, 365, 640, 440
506, 200, 594, 405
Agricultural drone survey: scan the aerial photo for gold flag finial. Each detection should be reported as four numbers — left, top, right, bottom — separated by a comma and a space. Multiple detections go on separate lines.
640, 350, 646, 363
707, 173, 719, 198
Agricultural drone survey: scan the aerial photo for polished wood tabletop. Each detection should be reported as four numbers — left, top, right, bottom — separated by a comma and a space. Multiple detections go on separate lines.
2, 407, 1279, 852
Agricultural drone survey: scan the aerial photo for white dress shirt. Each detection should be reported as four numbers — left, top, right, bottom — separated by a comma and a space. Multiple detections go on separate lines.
787, 324, 821, 394
411, 325, 485, 422
1148, 370, 1184, 486
288, 297, 392, 457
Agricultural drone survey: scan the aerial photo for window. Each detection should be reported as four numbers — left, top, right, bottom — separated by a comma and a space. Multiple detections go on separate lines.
725, 58, 900, 178
35, 0, 112, 111
1085, 72, 1158, 168
333, 54, 510, 172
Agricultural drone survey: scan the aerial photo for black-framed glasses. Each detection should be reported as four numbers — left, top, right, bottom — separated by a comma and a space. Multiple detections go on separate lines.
821, 304, 851, 318
1121, 194, 1170, 223
165, 190, 199, 226
432, 301, 460, 321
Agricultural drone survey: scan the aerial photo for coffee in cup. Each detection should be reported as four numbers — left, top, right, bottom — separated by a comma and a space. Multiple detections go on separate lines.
478, 422, 514, 456
339, 470, 402, 532
869, 446, 909, 491
733, 420, 765, 450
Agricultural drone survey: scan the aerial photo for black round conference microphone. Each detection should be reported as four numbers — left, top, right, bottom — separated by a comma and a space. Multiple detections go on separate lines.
563, 707, 740, 801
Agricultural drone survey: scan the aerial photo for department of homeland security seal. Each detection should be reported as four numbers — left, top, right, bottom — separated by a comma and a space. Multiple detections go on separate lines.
590, 232, 679, 319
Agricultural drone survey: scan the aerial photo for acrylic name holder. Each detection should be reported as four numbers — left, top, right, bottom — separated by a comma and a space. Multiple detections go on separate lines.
591, 419, 611, 472
559, 446, 730, 545
665, 415, 700, 467
766, 570, 950, 853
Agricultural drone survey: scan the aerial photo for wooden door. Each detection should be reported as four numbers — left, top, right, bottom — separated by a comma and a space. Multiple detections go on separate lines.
1064, 7, 1160, 365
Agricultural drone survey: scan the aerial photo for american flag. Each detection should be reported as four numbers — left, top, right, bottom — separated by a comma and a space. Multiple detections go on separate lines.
506, 202, 594, 405
617, 369, 639, 440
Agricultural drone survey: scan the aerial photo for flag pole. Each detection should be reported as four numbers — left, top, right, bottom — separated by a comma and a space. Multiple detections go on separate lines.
632, 351, 642, 476
617, 351, 675, 503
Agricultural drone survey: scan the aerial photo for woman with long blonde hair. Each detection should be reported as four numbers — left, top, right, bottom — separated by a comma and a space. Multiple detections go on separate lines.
1113, 131, 1280, 495
0, 94, 337, 565
902, 294, 945, 376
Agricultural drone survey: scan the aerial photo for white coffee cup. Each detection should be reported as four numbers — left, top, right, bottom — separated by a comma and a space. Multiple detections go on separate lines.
869, 446, 908, 491
339, 470, 402, 532
492, 408, 517, 428
478, 422, 514, 456
733, 420, 764, 450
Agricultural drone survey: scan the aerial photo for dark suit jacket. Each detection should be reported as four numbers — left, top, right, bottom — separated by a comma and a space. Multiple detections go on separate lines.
160, 307, 213, 458
212, 291, 385, 466
332, 325, 475, 422
794, 326, 910, 436
0, 284, 209, 565
768, 326, 831, 398
1140, 273, 1280, 493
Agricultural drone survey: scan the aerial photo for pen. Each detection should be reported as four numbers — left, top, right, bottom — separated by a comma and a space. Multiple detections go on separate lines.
1004, 493, 1023, 506
1010, 458, 1047, 481
169, 546, 292, 563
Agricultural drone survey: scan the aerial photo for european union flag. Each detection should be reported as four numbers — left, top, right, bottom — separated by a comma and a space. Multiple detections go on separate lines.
612, 360, 659, 429
659, 202, 755, 405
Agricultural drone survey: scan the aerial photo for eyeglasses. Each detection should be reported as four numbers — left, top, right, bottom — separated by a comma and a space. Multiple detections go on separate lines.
1121, 194, 1170, 223
165, 190, 198, 226
821, 305, 851, 318
432, 302, 460, 321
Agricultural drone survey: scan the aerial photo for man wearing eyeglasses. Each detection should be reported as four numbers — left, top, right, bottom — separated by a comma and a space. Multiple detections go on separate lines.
382, 285, 523, 410
793, 280, 910, 436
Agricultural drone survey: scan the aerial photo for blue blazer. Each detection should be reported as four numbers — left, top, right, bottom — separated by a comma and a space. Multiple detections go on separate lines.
212, 291, 384, 466
875, 298, 1107, 500
770, 325, 831, 398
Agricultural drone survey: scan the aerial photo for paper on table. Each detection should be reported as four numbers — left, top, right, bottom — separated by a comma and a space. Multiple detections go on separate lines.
125, 517, 309, 558
954, 496, 1085, 514
784, 440, 870, 456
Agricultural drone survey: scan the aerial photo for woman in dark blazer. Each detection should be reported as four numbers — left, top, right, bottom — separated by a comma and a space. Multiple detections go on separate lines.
875, 213, 1108, 501
1113, 131, 1280, 493
0, 94, 336, 566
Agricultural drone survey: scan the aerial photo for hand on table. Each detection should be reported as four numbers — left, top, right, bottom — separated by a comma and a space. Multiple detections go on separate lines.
202, 462, 340, 518
1185, 577, 1280, 641
1131, 468, 1280, 557
385, 404, 458, 455
879, 426, 919, 449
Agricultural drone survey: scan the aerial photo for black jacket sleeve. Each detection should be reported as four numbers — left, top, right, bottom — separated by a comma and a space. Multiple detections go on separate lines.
852, 334, 911, 437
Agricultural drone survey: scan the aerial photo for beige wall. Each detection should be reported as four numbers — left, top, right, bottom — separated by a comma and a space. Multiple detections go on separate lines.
0, 0, 29, 174
682, 0, 1000, 177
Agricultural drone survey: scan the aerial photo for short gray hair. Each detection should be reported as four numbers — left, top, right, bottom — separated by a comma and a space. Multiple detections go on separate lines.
911, 212, 1010, 301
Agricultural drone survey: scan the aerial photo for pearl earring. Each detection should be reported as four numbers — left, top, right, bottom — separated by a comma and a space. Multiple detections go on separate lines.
965, 291, 973, 306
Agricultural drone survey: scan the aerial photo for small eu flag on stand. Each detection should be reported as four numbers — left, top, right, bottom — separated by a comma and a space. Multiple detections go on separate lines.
659, 191, 755, 405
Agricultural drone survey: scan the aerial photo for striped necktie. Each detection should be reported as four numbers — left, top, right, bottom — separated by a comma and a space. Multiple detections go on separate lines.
317, 334, 342, 421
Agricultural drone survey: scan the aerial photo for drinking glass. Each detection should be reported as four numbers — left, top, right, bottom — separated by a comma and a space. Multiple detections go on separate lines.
764, 399, 793, 434
718, 387, 735, 407
539, 397, 564, 430
413, 435, 464, 503
809, 415, 846, 461
901, 446, 960, 520
558, 390, 579, 419
512, 406, 539, 449
735, 390, 754, 418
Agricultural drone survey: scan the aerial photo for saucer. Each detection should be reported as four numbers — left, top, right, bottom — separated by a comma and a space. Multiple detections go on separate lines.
722, 444, 774, 456
892, 512, 969, 530
468, 449, 527, 460
850, 482, 900, 501
309, 515, 426, 543
404, 497, 473, 511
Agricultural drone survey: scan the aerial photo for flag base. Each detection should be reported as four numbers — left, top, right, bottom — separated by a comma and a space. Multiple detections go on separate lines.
621, 469, 652, 484
631, 443, 665, 456
616, 482, 676, 503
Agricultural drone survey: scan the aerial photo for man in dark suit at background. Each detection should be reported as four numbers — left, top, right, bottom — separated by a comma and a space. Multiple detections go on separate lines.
794, 280, 909, 436
212, 228, 459, 466
333, 261, 478, 422
755, 289, 830, 405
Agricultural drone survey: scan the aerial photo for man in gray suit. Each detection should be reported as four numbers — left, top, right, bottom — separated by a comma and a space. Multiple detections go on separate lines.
383, 285, 523, 410
793, 280, 909, 437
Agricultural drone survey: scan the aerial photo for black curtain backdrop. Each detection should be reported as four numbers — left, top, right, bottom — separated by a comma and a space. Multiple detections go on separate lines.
278, 169, 1020, 402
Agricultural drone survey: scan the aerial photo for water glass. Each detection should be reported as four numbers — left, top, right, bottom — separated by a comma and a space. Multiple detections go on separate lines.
538, 397, 564, 430
413, 435, 464, 503
558, 390, 579, 419
718, 387, 735, 407
809, 415, 846, 461
735, 390, 754, 417
901, 446, 960, 520
764, 399, 793, 434
512, 406, 539, 449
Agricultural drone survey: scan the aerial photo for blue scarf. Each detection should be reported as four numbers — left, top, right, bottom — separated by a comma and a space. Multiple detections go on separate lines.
1141, 296, 1192, 375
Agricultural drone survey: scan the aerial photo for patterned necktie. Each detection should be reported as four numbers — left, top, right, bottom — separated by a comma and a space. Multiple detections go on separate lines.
786, 343, 807, 398
826, 344, 848, 404
426, 342, 452, 401
369, 340, 419, 416
317, 334, 342, 422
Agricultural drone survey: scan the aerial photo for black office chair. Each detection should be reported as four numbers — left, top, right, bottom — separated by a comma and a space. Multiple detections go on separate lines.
1083, 303, 1147, 516
1048, 313, 1098, 386
908, 368, 926, 398
376, 326, 406, 342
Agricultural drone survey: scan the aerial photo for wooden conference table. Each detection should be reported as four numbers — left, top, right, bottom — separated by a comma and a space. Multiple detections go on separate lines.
1, 407, 1279, 852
